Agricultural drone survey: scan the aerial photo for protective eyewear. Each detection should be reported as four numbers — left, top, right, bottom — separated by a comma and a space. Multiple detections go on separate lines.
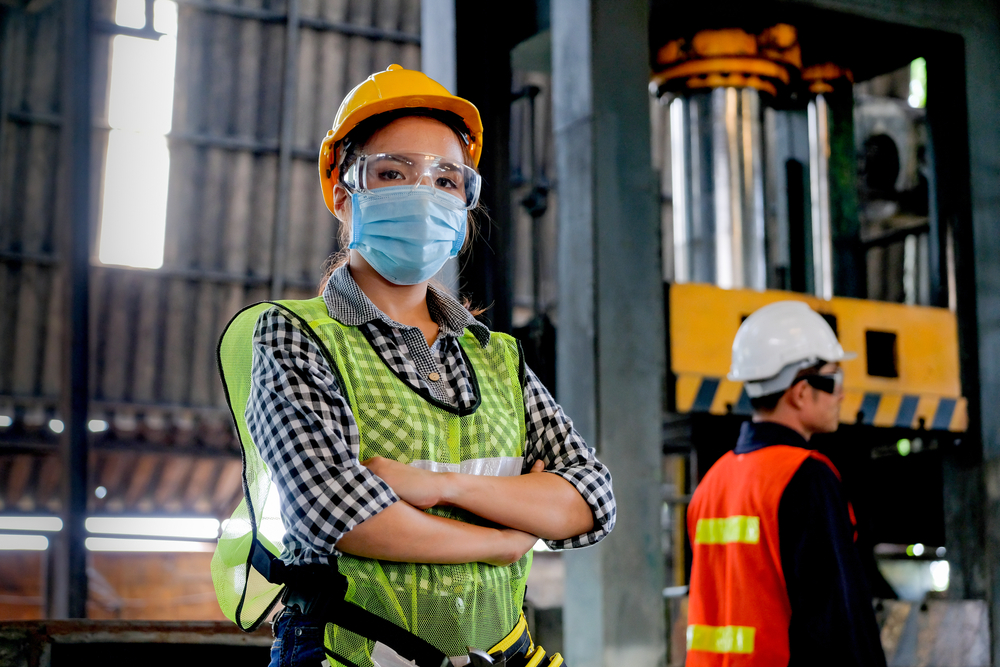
343, 152, 482, 209
801, 369, 844, 395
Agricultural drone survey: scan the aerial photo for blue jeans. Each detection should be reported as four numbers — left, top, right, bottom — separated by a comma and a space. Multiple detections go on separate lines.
269, 606, 327, 667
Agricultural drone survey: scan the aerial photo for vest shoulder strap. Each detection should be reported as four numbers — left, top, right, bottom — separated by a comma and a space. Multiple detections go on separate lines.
214, 297, 335, 631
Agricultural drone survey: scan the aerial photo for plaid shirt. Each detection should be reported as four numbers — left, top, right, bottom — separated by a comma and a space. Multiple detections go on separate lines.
246, 265, 615, 565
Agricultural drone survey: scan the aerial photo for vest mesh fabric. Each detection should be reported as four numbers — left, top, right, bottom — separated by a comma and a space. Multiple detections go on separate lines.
212, 302, 288, 631
212, 297, 530, 665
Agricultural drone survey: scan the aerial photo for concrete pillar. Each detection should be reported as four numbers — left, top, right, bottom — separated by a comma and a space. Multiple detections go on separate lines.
552, 1, 666, 665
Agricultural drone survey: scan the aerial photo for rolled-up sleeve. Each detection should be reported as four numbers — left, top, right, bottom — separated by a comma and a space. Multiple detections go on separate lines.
245, 307, 398, 565
521, 366, 616, 549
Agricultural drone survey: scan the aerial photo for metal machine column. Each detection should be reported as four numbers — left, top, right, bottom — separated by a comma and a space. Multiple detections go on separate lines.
654, 27, 799, 290
807, 93, 834, 299
552, 1, 666, 665
670, 88, 766, 289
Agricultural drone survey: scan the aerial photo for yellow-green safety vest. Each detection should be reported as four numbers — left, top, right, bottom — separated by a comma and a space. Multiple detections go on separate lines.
211, 297, 531, 666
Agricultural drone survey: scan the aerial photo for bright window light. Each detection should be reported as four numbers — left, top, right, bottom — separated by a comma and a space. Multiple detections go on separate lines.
930, 560, 950, 591
88, 419, 109, 432
86, 516, 220, 540
48, 419, 64, 434
98, 1, 178, 269
0, 416, 12, 428
0, 516, 63, 532
259, 487, 286, 547
115, 0, 147, 29
0, 534, 49, 551
909, 57, 927, 109
85, 537, 214, 553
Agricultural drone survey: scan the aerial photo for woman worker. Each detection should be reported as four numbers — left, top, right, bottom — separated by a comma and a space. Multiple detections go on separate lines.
219, 65, 615, 667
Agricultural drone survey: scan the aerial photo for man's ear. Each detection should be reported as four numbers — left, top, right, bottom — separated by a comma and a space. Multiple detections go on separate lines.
784, 380, 809, 410
332, 183, 352, 223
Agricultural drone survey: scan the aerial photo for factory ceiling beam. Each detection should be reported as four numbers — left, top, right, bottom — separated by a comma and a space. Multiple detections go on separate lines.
174, 0, 420, 44
0, 439, 240, 460
552, 1, 666, 665
56, 0, 92, 619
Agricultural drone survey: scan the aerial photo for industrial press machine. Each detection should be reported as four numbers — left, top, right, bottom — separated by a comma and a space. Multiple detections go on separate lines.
647, 4, 971, 605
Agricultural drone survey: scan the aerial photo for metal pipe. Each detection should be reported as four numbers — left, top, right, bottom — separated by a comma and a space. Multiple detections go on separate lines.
808, 94, 834, 299
670, 89, 766, 289
669, 98, 689, 283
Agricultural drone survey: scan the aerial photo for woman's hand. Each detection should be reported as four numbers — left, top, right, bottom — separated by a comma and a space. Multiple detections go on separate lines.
362, 455, 590, 541
335, 499, 540, 566
362, 456, 448, 509
364, 457, 548, 510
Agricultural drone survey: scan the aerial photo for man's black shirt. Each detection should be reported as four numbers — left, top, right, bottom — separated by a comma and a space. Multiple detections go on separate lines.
734, 421, 887, 667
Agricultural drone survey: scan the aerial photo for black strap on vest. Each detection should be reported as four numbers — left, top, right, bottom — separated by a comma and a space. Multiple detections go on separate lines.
252, 540, 451, 667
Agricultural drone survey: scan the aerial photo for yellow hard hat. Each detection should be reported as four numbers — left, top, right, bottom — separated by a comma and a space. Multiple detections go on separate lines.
318, 64, 483, 216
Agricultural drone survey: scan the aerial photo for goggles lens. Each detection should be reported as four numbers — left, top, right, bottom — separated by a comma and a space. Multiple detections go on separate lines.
803, 369, 844, 394
345, 152, 481, 209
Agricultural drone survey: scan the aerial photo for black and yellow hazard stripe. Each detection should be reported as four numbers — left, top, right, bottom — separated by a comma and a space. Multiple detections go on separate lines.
675, 373, 967, 432
668, 283, 968, 432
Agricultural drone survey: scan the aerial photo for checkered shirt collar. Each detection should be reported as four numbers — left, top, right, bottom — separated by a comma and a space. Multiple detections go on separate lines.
322, 264, 492, 347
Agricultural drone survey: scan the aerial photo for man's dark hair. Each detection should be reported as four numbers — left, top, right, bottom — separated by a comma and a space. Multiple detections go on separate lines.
749, 392, 784, 412
748, 361, 829, 413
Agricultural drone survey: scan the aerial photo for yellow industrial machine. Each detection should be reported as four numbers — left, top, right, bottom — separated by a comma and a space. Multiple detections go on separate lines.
670, 283, 966, 432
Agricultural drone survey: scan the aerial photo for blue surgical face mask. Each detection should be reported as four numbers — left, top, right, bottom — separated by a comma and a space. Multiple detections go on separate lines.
349, 185, 468, 285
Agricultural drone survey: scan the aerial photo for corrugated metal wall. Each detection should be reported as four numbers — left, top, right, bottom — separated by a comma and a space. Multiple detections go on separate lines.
0, 0, 420, 518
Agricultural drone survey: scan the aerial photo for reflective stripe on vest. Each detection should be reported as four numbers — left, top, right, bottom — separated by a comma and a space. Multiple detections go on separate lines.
694, 515, 760, 545
687, 624, 756, 654
410, 457, 523, 476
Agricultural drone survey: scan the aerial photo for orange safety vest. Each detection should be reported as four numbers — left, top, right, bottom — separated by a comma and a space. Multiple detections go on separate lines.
686, 445, 856, 666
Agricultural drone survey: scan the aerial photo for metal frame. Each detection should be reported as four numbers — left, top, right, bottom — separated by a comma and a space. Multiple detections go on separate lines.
58, 0, 93, 620
1, 438, 240, 460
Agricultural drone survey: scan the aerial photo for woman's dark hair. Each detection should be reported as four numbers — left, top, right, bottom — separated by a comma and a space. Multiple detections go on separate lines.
317, 108, 485, 293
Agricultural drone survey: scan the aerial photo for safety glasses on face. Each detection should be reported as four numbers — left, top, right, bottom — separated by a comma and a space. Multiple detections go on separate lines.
801, 369, 844, 395
343, 152, 482, 209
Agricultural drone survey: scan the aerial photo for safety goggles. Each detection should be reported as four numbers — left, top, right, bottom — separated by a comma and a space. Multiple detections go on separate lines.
800, 368, 844, 395
343, 152, 482, 209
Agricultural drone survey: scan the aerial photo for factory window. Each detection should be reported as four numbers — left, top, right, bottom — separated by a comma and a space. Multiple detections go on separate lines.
97, 0, 178, 269
909, 58, 927, 109
866, 330, 899, 378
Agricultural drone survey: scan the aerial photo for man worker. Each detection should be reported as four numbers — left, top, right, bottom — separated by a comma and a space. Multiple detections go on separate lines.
686, 301, 887, 667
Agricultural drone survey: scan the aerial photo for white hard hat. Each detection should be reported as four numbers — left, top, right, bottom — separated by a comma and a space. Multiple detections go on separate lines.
729, 301, 855, 397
